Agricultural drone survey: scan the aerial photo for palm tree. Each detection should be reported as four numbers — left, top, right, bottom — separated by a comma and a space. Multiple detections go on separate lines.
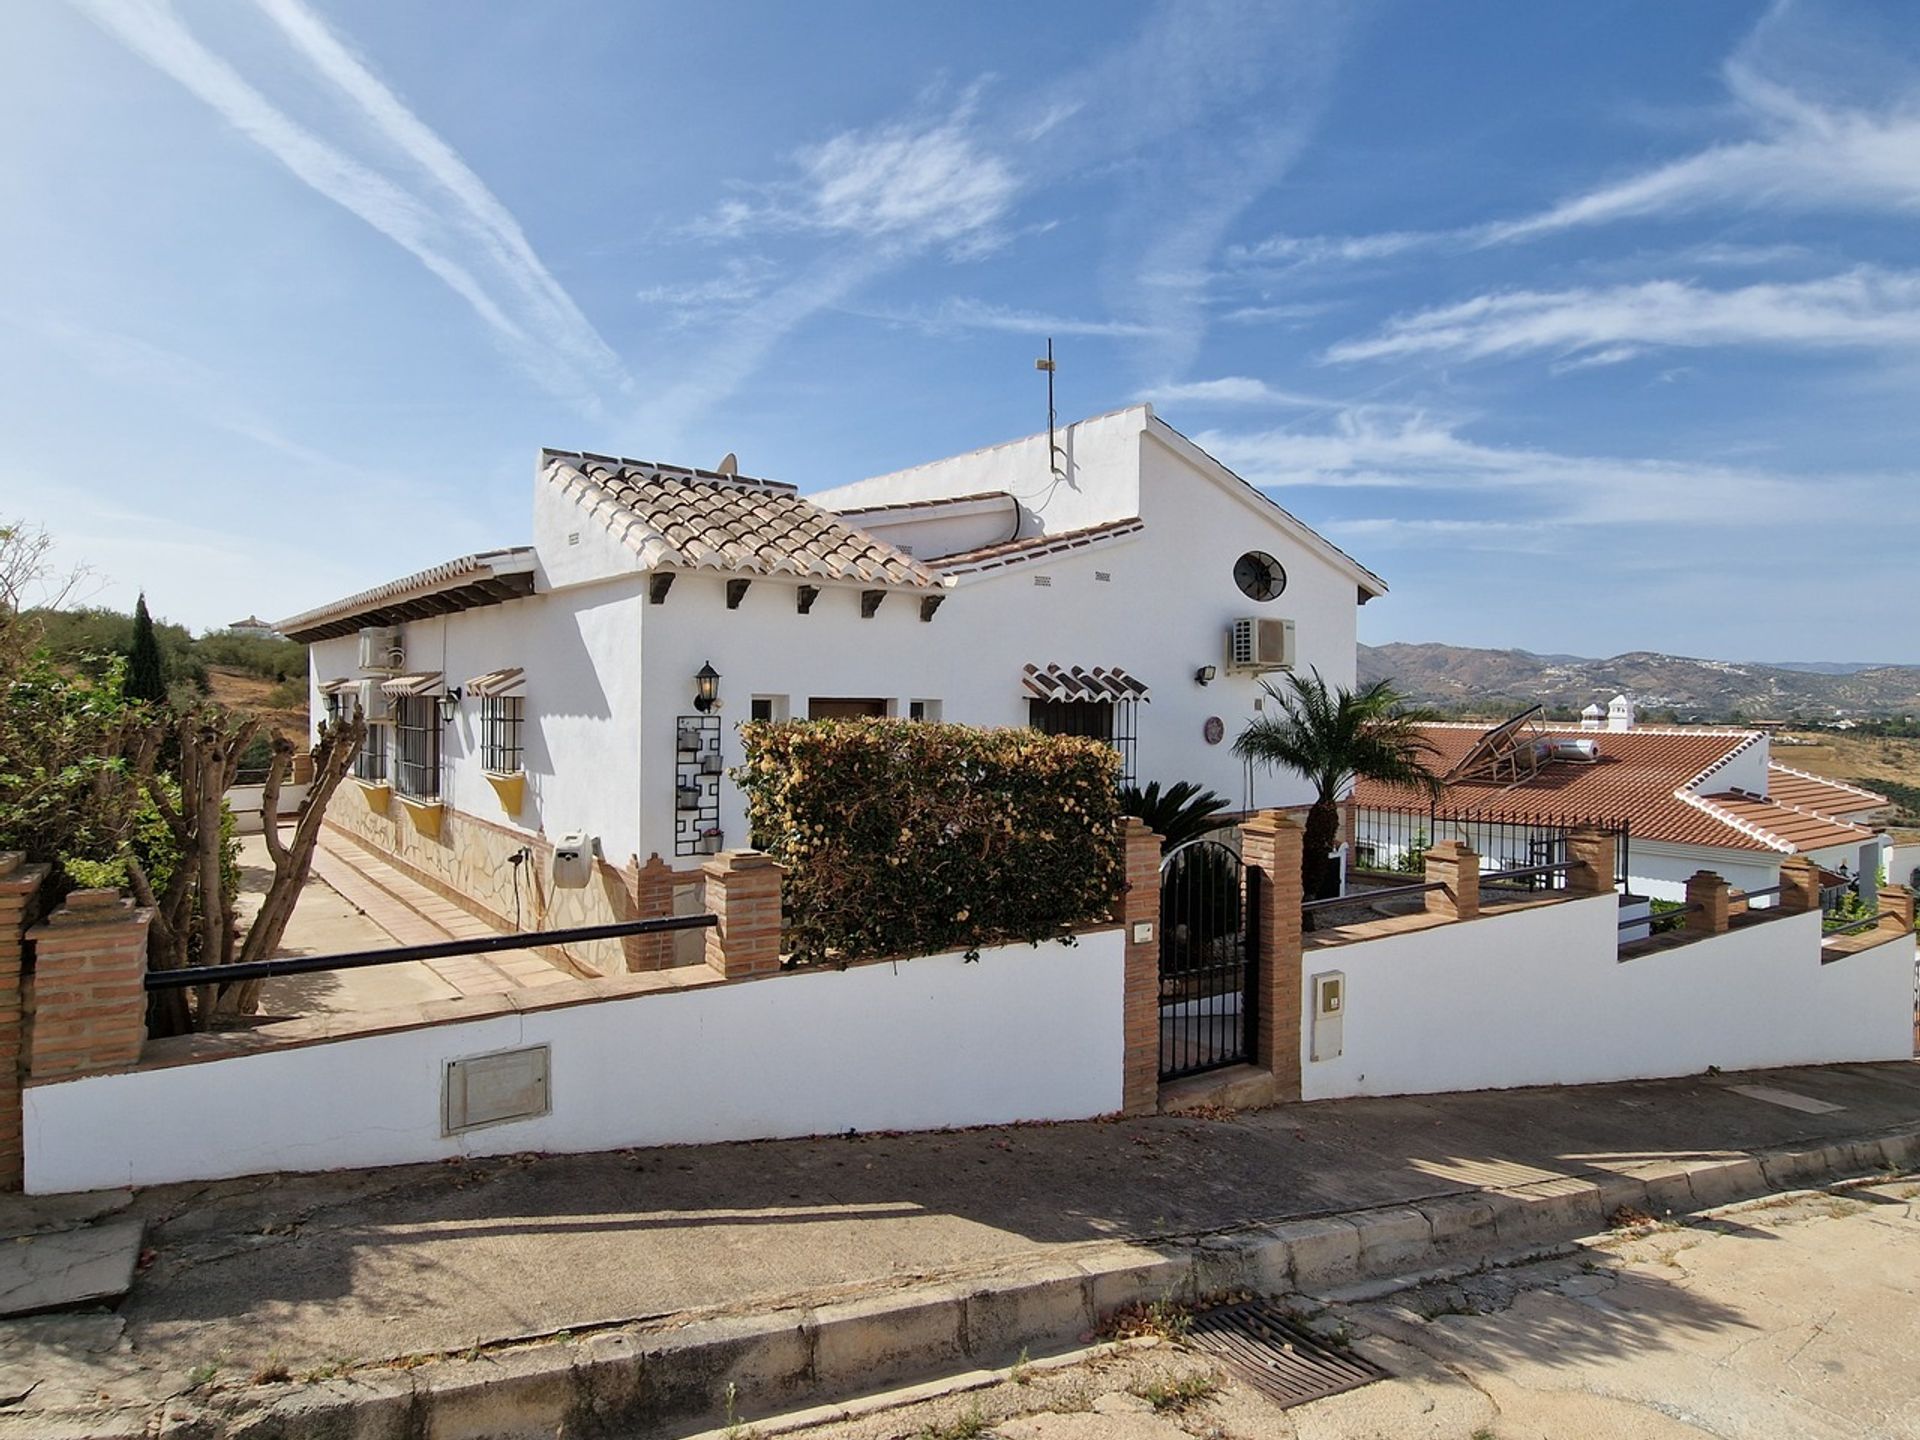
1233, 670, 1441, 901
1120, 779, 1233, 853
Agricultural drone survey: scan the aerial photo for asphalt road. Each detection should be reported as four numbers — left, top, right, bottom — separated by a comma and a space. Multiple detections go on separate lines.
779, 1177, 1920, 1440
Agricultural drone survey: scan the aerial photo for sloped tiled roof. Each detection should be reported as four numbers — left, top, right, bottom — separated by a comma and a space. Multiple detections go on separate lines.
278, 548, 537, 642
1692, 792, 1875, 855
543, 450, 941, 589
1764, 763, 1889, 816
1020, 662, 1151, 702
939, 518, 1146, 576
1353, 724, 1775, 851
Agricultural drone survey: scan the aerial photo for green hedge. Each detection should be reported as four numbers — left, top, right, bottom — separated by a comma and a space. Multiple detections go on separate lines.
736, 719, 1124, 966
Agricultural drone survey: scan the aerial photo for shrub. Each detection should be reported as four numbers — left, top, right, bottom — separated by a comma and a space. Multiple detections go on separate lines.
1120, 779, 1232, 853
736, 718, 1123, 966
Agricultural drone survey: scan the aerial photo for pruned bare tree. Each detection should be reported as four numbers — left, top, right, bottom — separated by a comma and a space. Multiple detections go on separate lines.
128, 707, 365, 1034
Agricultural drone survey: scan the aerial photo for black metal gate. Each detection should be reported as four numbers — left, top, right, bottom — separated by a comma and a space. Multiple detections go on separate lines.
1158, 837, 1257, 1081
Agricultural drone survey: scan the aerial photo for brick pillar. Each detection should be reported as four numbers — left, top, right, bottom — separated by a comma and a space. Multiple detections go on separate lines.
1240, 811, 1303, 1103
622, 853, 680, 972
1566, 827, 1617, 896
1778, 856, 1821, 915
0, 855, 51, 1190
1685, 871, 1731, 936
25, 888, 152, 1083
1119, 817, 1162, 1117
1879, 884, 1915, 939
1423, 841, 1480, 922
702, 850, 785, 980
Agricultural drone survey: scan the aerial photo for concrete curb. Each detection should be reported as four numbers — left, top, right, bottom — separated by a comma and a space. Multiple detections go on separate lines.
104, 1127, 1920, 1438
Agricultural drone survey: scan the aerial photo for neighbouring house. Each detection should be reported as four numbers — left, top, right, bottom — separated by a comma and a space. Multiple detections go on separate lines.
1351, 698, 1893, 903
279, 404, 1385, 961
226, 614, 282, 639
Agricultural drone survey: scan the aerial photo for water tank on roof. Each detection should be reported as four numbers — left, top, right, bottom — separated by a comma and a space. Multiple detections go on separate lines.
1546, 737, 1600, 763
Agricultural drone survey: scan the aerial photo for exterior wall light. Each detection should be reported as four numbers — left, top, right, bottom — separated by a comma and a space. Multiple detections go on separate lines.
437, 687, 463, 724
1194, 665, 1217, 686
693, 661, 722, 713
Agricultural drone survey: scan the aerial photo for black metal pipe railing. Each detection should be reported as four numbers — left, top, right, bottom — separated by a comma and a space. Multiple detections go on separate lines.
1824, 911, 1898, 938
1619, 902, 1704, 929
1302, 879, 1443, 913
144, 914, 719, 991
1482, 861, 1575, 885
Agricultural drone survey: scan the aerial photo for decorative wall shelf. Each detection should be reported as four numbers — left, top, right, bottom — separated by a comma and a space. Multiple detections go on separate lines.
674, 714, 722, 858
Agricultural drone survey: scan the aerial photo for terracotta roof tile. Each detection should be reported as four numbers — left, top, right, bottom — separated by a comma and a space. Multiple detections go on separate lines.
1764, 764, 1889, 815
543, 451, 941, 589
1695, 792, 1875, 855
1353, 724, 1775, 851
938, 517, 1145, 575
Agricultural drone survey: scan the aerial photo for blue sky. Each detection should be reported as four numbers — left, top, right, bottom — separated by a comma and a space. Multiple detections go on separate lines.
3, 0, 1916, 661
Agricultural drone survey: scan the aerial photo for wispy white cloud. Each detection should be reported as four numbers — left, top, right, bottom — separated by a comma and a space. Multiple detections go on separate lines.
859, 298, 1161, 338
71, 0, 626, 413
1227, 229, 1442, 269
1135, 376, 1340, 409
692, 92, 1016, 257
1327, 268, 1920, 366
1193, 408, 1852, 528
1485, 61, 1920, 244
1219, 301, 1338, 326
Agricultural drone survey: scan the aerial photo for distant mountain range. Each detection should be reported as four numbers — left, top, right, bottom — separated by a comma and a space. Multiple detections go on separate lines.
1359, 643, 1920, 721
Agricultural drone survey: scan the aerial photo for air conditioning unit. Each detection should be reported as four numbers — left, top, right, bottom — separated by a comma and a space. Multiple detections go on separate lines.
357, 626, 404, 673
356, 679, 392, 722
1225, 616, 1296, 673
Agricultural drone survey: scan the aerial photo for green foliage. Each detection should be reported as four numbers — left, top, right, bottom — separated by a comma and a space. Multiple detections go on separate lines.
0, 654, 142, 893
30, 604, 306, 692
33, 605, 202, 688
736, 718, 1123, 967
1234, 669, 1441, 901
1822, 891, 1873, 934
126, 593, 169, 704
192, 629, 308, 683
1120, 779, 1232, 853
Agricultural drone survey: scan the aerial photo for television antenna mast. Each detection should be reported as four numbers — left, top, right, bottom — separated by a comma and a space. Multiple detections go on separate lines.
1034, 338, 1065, 478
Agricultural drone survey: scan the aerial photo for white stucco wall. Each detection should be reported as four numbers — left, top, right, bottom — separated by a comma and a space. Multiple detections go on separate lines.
308, 577, 649, 860
1888, 841, 1920, 889
1626, 840, 1780, 903
1301, 898, 1914, 1101
637, 428, 1365, 857
812, 406, 1149, 536
23, 931, 1126, 1194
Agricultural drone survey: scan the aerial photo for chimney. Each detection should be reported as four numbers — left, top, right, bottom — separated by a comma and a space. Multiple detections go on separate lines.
1607, 694, 1635, 732
1580, 702, 1605, 732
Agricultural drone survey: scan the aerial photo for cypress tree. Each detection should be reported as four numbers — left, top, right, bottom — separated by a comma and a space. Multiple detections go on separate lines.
126, 592, 168, 704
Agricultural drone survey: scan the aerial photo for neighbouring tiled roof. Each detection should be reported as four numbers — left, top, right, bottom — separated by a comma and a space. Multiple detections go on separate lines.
1692, 792, 1875, 855
938, 517, 1146, 576
1353, 724, 1778, 852
278, 548, 537, 642
832, 490, 1014, 517
544, 450, 941, 589
1020, 662, 1151, 702
1764, 763, 1890, 815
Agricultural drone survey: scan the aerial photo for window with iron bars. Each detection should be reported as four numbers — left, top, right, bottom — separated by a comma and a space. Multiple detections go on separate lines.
393, 696, 440, 798
1028, 697, 1137, 786
481, 694, 524, 774
354, 722, 388, 783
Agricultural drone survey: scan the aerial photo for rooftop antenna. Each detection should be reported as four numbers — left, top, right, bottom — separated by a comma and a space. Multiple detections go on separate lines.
1034, 338, 1065, 478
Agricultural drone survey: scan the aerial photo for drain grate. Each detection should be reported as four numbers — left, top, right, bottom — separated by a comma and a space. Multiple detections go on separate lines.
1185, 1300, 1389, 1409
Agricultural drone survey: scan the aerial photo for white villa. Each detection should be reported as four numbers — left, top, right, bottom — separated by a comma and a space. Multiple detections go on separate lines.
282, 405, 1385, 956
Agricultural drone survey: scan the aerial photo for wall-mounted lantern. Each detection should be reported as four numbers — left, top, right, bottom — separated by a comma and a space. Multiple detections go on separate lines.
437, 687, 464, 724
693, 661, 722, 713
1193, 665, 1217, 687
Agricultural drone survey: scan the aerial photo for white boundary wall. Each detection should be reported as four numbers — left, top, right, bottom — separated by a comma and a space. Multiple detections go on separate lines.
1301, 897, 1915, 1101
24, 931, 1125, 1194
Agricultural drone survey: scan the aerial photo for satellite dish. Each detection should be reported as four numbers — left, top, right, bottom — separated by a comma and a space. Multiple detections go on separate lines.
715, 452, 738, 476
